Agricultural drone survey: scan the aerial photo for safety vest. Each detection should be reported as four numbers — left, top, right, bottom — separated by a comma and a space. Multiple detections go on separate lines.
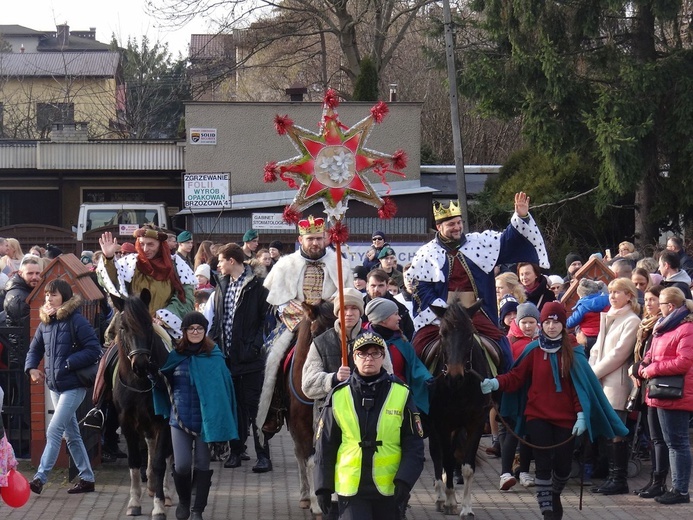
331, 382, 408, 496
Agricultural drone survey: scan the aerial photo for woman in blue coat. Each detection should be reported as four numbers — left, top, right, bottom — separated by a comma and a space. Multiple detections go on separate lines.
154, 311, 238, 520
24, 279, 102, 495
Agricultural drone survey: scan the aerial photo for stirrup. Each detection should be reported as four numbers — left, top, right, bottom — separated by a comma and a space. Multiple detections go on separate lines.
80, 407, 105, 430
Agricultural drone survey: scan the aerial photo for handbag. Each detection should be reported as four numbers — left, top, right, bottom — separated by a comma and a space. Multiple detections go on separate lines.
647, 375, 684, 399
69, 318, 100, 388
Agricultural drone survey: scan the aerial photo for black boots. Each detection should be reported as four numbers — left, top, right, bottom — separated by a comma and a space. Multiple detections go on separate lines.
639, 471, 668, 499
552, 493, 563, 520
593, 440, 629, 495
190, 469, 213, 520
172, 470, 192, 520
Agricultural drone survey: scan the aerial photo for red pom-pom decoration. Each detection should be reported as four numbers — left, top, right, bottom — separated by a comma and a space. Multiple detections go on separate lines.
263, 162, 278, 183
274, 114, 293, 135
328, 221, 350, 245
392, 149, 408, 170
324, 89, 339, 109
282, 205, 301, 224
370, 101, 389, 123
378, 197, 397, 220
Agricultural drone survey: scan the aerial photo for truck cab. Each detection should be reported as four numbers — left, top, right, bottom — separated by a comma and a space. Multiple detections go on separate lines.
76, 203, 169, 242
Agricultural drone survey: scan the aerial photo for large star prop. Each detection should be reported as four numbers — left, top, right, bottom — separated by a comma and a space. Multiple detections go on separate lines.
264, 89, 406, 222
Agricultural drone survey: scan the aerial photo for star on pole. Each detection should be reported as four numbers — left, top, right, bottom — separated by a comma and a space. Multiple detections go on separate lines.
264, 89, 407, 222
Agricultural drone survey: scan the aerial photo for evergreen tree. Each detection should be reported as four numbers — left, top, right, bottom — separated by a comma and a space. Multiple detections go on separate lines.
457, 1, 693, 245
352, 56, 379, 101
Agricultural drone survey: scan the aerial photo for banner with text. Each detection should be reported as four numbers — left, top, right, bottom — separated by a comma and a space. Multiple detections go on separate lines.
183, 173, 231, 209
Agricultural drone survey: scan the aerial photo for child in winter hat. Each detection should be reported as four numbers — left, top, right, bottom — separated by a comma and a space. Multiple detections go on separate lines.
567, 278, 609, 350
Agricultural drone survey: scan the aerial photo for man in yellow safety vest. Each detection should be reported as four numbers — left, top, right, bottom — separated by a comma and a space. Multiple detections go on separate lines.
313, 332, 424, 520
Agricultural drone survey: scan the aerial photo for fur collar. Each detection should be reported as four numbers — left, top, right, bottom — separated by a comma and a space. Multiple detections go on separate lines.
39, 295, 83, 324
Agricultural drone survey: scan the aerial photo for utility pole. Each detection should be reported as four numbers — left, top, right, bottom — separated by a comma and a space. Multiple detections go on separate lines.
442, 0, 468, 224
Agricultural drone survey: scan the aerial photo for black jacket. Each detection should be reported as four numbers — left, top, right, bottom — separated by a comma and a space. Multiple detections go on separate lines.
2, 273, 32, 367
525, 275, 556, 310
314, 369, 424, 499
208, 265, 269, 376
363, 292, 415, 341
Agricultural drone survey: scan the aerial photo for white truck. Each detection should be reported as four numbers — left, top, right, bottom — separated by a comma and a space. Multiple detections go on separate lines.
75, 202, 169, 242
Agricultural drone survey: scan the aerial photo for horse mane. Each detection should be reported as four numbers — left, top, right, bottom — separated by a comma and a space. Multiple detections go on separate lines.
294, 300, 335, 363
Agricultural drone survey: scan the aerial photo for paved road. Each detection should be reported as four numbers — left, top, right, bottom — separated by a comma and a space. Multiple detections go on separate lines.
3, 430, 684, 519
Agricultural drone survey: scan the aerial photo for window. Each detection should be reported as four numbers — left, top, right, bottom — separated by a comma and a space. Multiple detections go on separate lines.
36, 102, 74, 137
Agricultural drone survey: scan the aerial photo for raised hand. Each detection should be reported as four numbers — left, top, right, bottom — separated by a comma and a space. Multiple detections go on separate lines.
99, 231, 119, 258
514, 192, 530, 217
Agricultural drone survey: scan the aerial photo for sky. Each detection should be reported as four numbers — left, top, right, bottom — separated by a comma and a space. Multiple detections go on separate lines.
3, 0, 215, 57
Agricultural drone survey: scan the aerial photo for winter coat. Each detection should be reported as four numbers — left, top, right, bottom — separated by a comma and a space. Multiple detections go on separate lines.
506, 320, 536, 360
154, 345, 239, 443
566, 293, 610, 336
205, 264, 269, 376
314, 369, 424, 499
2, 273, 33, 367
24, 296, 102, 392
661, 270, 692, 299
589, 305, 640, 411
523, 275, 555, 310
641, 310, 693, 412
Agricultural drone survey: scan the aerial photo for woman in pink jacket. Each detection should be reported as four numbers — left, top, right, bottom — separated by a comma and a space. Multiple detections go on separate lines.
639, 287, 693, 505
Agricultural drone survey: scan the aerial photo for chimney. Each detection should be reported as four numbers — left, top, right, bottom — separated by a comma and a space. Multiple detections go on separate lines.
389, 83, 398, 102
20, 44, 25, 53
50, 122, 89, 142
285, 83, 308, 102
57, 24, 70, 47
89, 27, 96, 40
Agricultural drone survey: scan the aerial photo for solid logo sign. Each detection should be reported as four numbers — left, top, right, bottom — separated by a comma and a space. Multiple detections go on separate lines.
189, 128, 217, 145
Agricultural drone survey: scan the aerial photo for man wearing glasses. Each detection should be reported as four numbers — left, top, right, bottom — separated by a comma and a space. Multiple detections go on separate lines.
314, 332, 424, 519
363, 231, 389, 271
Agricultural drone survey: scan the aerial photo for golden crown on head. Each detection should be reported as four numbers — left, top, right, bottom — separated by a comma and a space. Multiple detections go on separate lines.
297, 215, 325, 236
433, 199, 462, 222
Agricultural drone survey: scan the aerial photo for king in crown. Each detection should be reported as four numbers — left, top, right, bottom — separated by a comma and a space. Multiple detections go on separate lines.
405, 192, 551, 370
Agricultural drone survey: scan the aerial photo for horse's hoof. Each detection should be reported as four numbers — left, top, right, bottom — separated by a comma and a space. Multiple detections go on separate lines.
299, 499, 311, 509
443, 505, 457, 515
461, 514, 475, 519
152, 514, 166, 520
127, 506, 142, 516
436, 501, 445, 513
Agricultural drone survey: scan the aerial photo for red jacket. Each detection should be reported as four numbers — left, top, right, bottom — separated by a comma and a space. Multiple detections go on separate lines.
642, 318, 693, 412
507, 321, 536, 360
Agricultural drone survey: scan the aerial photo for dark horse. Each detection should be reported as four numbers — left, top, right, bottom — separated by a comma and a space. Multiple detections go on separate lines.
283, 300, 335, 516
111, 290, 173, 519
427, 301, 494, 518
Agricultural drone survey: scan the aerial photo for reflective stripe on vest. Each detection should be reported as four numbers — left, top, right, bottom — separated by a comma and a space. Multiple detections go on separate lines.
331, 382, 408, 496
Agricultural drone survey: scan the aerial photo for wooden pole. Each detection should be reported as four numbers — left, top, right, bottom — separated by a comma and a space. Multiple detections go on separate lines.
335, 241, 348, 366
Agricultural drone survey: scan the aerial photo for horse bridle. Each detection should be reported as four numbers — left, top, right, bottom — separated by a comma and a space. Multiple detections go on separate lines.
117, 327, 157, 393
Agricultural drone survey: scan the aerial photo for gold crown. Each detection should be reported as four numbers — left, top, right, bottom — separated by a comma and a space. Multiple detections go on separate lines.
297, 215, 325, 236
433, 200, 462, 222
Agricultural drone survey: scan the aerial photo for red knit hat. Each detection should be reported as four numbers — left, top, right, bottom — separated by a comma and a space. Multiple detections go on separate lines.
539, 301, 567, 327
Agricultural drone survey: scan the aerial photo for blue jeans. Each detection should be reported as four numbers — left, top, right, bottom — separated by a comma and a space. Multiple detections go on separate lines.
34, 388, 94, 484
657, 407, 691, 494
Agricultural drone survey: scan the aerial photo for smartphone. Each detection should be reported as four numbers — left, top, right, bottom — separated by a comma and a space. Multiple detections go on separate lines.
605, 248, 611, 258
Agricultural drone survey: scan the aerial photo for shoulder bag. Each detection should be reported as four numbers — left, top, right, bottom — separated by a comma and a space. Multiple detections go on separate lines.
647, 375, 684, 399
69, 318, 99, 387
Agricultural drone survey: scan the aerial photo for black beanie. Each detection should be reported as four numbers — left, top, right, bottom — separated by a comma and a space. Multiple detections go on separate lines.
181, 311, 209, 331
565, 253, 582, 269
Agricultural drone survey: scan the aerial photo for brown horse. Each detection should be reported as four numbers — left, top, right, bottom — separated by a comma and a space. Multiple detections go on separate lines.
427, 301, 494, 519
283, 301, 335, 515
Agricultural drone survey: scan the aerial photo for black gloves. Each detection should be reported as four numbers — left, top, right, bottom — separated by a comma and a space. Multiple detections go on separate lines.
317, 492, 332, 515
394, 480, 411, 507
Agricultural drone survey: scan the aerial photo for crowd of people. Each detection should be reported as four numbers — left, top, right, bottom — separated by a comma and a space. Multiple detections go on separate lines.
1, 198, 693, 519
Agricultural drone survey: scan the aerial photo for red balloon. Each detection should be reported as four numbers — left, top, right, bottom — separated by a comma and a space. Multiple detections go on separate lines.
1, 469, 31, 508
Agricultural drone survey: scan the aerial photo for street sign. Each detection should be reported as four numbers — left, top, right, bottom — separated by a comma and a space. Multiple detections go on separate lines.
252, 213, 296, 230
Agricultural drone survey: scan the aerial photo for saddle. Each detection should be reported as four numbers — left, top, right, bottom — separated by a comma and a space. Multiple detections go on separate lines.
92, 342, 119, 406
